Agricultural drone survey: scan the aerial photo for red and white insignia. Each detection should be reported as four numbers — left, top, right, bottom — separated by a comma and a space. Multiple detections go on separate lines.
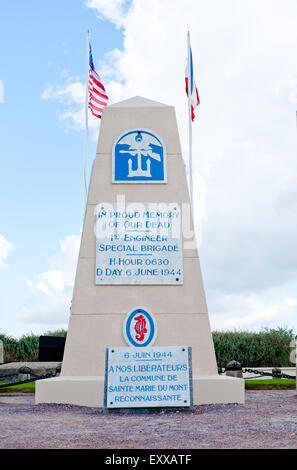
123, 308, 157, 347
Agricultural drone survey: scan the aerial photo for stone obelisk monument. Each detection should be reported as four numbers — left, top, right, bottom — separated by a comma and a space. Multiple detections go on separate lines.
36, 96, 244, 406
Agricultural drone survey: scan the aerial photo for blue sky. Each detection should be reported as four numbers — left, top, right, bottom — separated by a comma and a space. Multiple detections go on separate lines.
1, 0, 297, 338
0, 1, 122, 336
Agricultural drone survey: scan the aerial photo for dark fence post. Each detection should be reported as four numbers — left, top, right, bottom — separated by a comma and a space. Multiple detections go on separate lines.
225, 360, 243, 379
272, 368, 282, 379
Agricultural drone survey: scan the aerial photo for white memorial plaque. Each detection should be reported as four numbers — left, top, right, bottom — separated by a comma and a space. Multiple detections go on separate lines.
105, 346, 192, 409
96, 203, 183, 285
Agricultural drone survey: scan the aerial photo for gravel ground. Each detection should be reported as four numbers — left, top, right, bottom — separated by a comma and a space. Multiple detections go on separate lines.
0, 391, 297, 449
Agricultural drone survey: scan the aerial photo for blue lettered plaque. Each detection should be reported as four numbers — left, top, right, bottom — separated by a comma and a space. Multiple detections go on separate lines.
105, 346, 193, 410
95, 202, 183, 285
112, 129, 167, 183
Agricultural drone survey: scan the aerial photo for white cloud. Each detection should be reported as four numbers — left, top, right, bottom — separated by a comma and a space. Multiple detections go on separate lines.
85, 0, 131, 28
18, 233, 81, 327
29, 271, 65, 297
85, 0, 297, 332
42, 73, 100, 138
209, 289, 297, 332
0, 235, 14, 268
40, 0, 297, 332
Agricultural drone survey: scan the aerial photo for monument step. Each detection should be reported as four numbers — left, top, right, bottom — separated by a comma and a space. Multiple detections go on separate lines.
36, 375, 245, 408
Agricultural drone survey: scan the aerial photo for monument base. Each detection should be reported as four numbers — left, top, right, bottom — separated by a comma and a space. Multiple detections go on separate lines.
36, 375, 245, 407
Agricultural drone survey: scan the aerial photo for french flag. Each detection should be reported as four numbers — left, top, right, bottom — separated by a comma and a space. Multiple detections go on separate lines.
185, 38, 200, 122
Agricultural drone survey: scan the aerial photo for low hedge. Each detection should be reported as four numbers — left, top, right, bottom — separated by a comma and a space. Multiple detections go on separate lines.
0, 327, 295, 367
0, 329, 67, 363
213, 327, 295, 368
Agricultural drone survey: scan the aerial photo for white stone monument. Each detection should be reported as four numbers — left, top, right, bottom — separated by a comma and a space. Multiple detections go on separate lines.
36, 96, 244, 407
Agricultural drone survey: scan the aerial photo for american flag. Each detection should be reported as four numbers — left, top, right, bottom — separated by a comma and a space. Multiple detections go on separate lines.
185, 41, 200, 122
88, 43, 108, 119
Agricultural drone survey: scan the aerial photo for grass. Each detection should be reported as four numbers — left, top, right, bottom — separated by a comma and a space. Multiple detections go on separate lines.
0, 382, 35, 393
0, 379, 295, 394
245, 379, 296, 390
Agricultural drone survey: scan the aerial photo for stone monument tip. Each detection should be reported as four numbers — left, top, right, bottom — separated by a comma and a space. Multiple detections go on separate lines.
107, 96, 171, 109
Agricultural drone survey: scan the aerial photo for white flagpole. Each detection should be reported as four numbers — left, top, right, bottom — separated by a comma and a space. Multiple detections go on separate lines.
84, 30, 90, 208
187, 31, 194, 211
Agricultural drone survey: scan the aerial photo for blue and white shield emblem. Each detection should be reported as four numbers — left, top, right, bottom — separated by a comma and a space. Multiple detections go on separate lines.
112, 129, 167, 183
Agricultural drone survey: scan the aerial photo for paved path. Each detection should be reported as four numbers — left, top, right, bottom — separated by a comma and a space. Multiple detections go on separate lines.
0, 391, 297, 449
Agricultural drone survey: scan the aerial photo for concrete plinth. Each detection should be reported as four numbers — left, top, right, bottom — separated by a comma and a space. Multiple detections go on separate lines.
36, 375, 244, 408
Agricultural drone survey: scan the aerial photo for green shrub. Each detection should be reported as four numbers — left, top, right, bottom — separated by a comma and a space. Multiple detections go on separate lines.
0, 326, 294, 366
15, 334, 39, 361
213, 327, 295, 368
0, 333, 18, 363
44, 329, 67, 337
0, 329, 66, 362
0, 333, 39, 362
